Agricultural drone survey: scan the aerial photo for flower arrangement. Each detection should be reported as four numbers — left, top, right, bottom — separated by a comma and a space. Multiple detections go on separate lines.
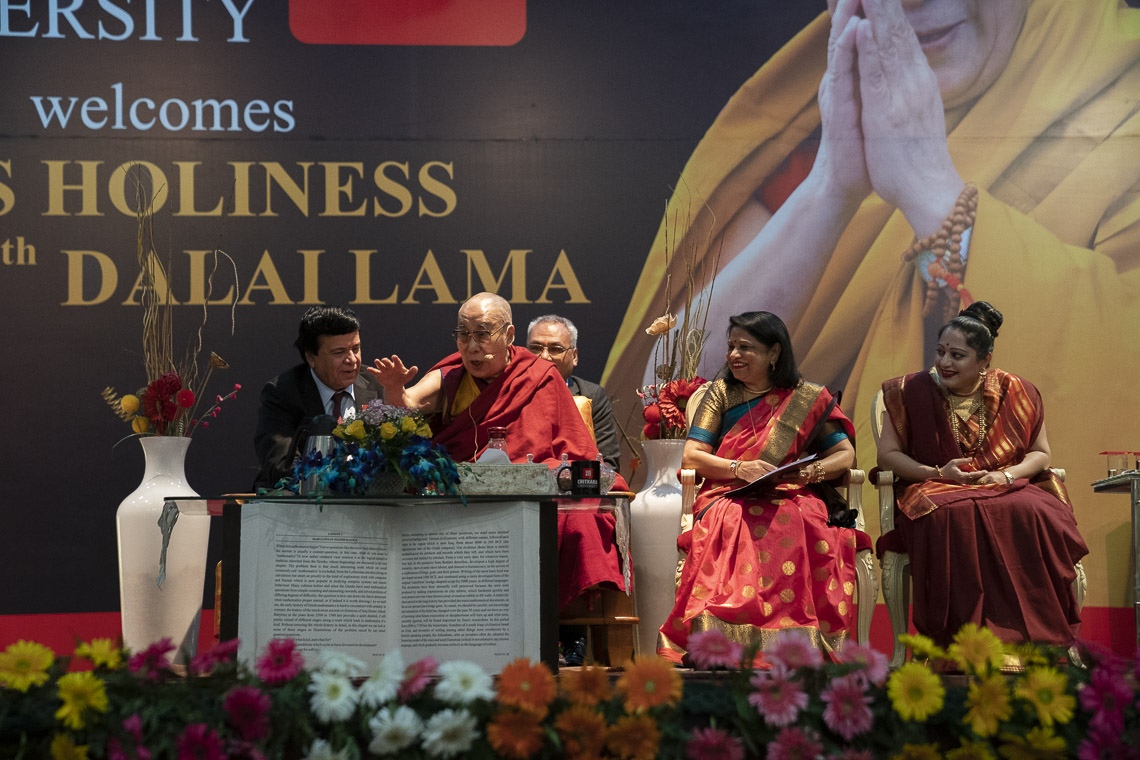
289, 400, 461, 496
638, 376, 707, 440
4, 625, 1135, 760
100, 171, 239, 438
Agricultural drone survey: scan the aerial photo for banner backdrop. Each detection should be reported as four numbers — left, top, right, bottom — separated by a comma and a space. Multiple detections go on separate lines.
1, 1, 1136, 653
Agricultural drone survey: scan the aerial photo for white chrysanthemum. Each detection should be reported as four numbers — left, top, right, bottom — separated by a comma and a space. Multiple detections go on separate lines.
359, 650, 406, 709
316, 648, 367, 677
302, 738, 351, 760
368, 704, 424, 755
308, 671, 359, 724
433, 660, 494, 705
342, 407, 357, 422
421, 708, 479, 758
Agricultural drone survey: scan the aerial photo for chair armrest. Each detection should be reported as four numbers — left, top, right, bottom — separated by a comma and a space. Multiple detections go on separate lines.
842, 469, 866, 532
874, 469, 896, 533
680, 468, 698, 515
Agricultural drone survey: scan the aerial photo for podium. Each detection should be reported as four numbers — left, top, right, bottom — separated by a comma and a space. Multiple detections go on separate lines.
1092, 472, 1140, 648
173, 494, 631, 673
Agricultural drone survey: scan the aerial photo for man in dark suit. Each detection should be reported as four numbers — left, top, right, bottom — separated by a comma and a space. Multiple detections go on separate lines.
254, 306, 380, 489
525, 314, 620, 471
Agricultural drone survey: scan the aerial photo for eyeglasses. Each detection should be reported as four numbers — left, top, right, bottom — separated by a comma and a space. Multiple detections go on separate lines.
452, 323, 508, 345
527, 343, 573, 359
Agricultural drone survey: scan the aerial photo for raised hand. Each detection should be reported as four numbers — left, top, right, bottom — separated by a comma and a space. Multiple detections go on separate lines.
367, 355, 418, 394
815, 0, 872, 202
853, 0, 963, 236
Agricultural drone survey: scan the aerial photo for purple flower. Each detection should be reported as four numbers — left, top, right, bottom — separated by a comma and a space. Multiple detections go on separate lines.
765, 726, 823, 760
176, 723, 225, 760
127, 638, 176, 681
224, 685, 271, 741
687, 629, 743, 670
1077, 722, 1124, 760
189, 638, 240, 676
821, 673, 874, 740
840, 642, 889, 686
686, 726, 744, 760
748, 665, 809, 727
1079, 664, 1133, 733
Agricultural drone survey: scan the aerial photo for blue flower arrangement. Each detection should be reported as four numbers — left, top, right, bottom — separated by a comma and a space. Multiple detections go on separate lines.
289, 401, 460, 496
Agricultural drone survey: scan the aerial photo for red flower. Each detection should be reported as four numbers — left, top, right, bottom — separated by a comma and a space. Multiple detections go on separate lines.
127, 638, 176, 681
642, 422, 661, 440
642, 403, 662, 425
141, 372, 183, 428
176, 723, 224, 760
176, 389, 195, 408
255, 638, 303, 685
656, 376, 706, 430
223, 685, 271, 741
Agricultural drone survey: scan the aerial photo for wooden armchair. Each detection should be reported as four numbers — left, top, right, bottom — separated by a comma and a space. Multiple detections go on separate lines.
869, 389, 1088, 668
676, 385, 878, 647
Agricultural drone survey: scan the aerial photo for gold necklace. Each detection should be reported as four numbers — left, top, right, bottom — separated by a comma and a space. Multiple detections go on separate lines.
742, 383, 772, 395
946, 391, 986, 455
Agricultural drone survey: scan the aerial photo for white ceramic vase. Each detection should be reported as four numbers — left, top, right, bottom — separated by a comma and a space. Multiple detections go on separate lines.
629, 438, 686, 657
116, 436, 210, 665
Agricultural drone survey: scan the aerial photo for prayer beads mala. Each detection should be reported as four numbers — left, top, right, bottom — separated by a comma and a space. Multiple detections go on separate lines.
903, 182, 979, 323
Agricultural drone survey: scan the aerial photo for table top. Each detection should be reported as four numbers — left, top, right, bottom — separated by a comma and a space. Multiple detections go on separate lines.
1092, 471, 1140, 493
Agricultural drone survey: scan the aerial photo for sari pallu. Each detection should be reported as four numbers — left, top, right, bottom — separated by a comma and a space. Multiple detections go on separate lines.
880, 369, 1089, 646
658, 381, 858, 663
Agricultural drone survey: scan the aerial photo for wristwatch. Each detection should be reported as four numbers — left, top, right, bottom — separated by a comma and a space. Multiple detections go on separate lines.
1003, 470, 1014, 485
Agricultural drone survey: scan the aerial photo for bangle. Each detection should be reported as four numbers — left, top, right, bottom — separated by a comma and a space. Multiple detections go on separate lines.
934, 465, 943, 479
812, 461, 826, 483
729, 460, 741, 478
1003, 470, 1014, 485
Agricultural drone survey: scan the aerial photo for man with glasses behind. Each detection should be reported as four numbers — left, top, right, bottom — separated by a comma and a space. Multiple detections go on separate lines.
527, 315, 620, 471
370, 292, 630, 611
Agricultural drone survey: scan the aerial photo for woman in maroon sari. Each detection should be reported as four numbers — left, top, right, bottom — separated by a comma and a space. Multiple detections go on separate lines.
658, 312, 858, 663
877, 301, 1088, 646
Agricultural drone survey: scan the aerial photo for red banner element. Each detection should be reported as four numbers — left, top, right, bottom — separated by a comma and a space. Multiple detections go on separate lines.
289, 0, 526, 46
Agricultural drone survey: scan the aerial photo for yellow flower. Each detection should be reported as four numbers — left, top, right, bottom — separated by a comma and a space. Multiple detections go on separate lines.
615, 655, 682, 711
899, 633, 946, 662
948, 623, 1005, 674
55, 671, 108, 730
1013, 667, 1074, 727
379, 421, 398, 440
50, 733, 89, 760
947, 739, 998, 760
416, 423, 433, 437
605, 713, 660, 760
890, 744, 942, 760
964, 673, 1012, 737
73, 639, 123, 671
887, 661, 945, 722
131, 416, 150, 434
400, 415, 417, 433
0, 639, 55, 692
119, 394, 140, 415
644, 313, 677, 337
344, 419, 366, 440
997, 726, 1067, 760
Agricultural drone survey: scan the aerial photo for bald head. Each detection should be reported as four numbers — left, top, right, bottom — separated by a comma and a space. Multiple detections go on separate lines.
455, 292, 515, 379
460, 292, 512, 324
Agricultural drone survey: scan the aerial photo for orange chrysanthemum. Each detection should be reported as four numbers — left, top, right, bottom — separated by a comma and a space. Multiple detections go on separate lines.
606, 713, 660, 760
486, 708, 546, 759
560, 665, 611, 707
496, 658, 557, 716
553, 704, 607, 759
615, 656, 683, 712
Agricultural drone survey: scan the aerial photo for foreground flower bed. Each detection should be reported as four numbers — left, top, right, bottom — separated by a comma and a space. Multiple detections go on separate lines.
1, 626, 1137, 759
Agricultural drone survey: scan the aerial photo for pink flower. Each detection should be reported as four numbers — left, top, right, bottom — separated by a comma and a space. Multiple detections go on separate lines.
128, 638, 176, 681
748, 665, 809, 727
767, 632, 822, 671
686, 726, 744, 760
820, 673, 874, 741
256, 638, 304, 684
190, 638, 241, 676
224, 685, 271, 741
123, 714, 144, 742
687, 629, 743, 670
106, 737, 127, 760
1079, 664, 1133, 733
765, 726, 823, 760
840, 642, 889, 687
398, 655, 439, 701
177, 723, 225, 760
1078, 722, 1123, 760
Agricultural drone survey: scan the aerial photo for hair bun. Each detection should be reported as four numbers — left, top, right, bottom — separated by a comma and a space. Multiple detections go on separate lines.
959, 301, 1003, 340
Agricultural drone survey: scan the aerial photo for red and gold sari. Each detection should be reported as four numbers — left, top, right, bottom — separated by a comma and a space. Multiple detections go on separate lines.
881, 369, 1089, 646
658, 380, 858, 663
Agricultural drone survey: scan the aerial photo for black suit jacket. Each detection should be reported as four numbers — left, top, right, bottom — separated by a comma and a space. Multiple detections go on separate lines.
567, 375, 621, 470
253, 364, 379, 489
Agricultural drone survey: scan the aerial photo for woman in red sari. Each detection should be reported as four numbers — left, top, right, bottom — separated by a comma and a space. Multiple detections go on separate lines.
877, 301, 1088, 646
658, 311, 858, 663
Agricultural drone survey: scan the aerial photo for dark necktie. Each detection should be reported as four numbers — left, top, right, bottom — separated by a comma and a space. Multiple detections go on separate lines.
330, 390, 349, 417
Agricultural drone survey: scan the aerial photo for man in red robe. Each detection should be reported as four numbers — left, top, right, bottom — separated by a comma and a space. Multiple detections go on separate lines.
369, 292, 628, 609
